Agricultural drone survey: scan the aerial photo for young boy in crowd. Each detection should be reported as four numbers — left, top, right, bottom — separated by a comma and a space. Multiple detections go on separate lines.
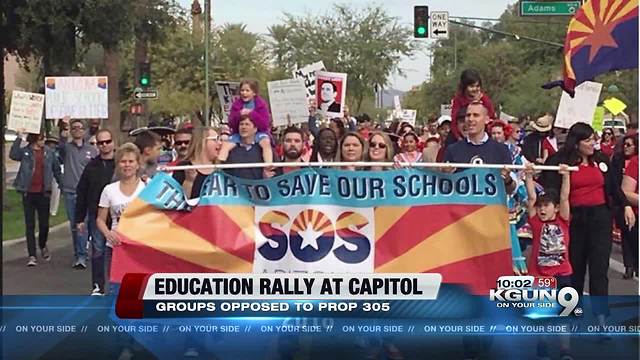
524, 163, 573, 360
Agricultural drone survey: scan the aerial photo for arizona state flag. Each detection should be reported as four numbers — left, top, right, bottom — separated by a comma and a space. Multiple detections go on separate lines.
112, 169, 512, 295
544, 0, 638, 95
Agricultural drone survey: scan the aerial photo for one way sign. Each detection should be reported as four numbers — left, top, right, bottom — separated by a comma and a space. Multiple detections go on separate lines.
430, 11, 449, 39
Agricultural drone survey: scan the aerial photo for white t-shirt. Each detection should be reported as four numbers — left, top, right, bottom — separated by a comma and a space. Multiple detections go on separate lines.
99, 180, 145, 246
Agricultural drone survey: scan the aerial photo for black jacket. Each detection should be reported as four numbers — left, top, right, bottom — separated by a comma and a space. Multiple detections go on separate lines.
539, 150, 630, 210
75, 156, 115, 223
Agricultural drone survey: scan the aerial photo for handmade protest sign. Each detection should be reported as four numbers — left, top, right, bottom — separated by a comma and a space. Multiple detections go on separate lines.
315, 71, 347, 119
555, 81, 602, 129
45, 76, 108, 119
113, 168, 511, 294
8, 91, 45, 134
267, 79, 309, 126
215, 81, 240, 121
293, 61, 325, 100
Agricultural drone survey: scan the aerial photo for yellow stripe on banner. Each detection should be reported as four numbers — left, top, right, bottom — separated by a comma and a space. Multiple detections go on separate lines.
374, 207, 410, 242
570, 20, 593, 35
376, 205, 509, 273
119, 201, 252, 272
570, 36, 588, 49
218, 205, 256, 243
604, 0, 624, 22
613, 0, 639, 22
582, 2, 596, 26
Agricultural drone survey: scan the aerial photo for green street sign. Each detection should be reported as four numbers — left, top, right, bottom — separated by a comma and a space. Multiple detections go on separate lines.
520, 1, 581, 16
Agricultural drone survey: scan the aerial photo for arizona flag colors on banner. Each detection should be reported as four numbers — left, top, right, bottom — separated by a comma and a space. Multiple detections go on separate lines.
112, 168, 511, 294
544, 0, 638, 96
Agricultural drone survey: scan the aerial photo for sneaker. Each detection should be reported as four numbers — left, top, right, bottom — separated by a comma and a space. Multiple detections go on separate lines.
74, 258, 87, 270
27, 256, 37, 267
41, 247, 51, 261
91, 284, 104, 296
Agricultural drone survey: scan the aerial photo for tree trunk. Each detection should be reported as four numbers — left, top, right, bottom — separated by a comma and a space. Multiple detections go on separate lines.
104, 47, 122, 144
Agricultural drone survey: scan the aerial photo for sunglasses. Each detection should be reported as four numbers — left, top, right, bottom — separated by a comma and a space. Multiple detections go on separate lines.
604, 132, 613, 136
97, 139, 113, 146
174, 140, 190, 146
206, 136, 219, 141
624, 143, 635, 148
369, 142, 387, 149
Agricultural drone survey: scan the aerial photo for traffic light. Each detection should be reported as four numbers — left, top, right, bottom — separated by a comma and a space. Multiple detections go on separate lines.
414, 6, 429, 38
138, 62, 151, 87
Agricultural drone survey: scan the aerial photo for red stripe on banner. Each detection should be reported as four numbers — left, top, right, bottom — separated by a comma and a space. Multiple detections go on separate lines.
115, 273, 149, 319
167, 206, 255, 263
427, 249, 512, 295
375, 204, 483, 267
110, 234, 225, 284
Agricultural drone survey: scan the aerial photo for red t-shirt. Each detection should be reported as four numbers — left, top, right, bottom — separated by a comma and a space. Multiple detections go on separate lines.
600, 141, 615, 158
569, 163, 606, 207
529, 215, 572, 276
624, 155, 639, 213
542, 137, 557, 157
28, 148, 45, 193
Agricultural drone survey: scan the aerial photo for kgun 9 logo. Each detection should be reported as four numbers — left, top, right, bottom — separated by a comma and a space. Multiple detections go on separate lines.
257, 209, 371, 263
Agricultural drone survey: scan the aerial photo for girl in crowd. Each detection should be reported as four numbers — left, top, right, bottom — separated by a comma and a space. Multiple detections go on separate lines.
97, 143, 146, 294
540, 123, 635, 320
599, 128, 616, 159
367, 131, 395, 171
310, 128, 338, 163
611, 133, 638, 278
393, 132, 422, 168
450, 69, 496, 140
337, 132, 365, 171
172, 127, 220, 199
10, 131, 63, 266
218, 79, 272, 165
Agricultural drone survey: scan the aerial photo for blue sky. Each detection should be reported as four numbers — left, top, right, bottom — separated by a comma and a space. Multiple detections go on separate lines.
178, 0, 517, 90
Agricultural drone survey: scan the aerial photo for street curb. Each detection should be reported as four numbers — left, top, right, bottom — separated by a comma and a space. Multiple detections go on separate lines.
3, 222, 70, 247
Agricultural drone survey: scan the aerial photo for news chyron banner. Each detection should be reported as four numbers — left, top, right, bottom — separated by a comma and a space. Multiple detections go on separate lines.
111, 167, 512, 299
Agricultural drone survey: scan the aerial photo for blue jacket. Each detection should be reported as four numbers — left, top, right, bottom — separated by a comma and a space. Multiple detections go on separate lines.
9, 138, 63, 194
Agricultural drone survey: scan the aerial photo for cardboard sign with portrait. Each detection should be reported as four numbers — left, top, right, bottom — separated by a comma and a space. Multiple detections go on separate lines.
315, 71, 347, 119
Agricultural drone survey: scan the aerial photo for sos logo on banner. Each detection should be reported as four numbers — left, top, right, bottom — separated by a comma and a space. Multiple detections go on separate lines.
253, 206, 374, 273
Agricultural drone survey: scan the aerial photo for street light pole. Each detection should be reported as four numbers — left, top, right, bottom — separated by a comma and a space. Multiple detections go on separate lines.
204, 0, 210, 126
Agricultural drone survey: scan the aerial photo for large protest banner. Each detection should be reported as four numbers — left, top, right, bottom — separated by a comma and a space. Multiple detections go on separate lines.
8, 90, 45, 133
113, 168, 511, 294
293, 61, 326, 100
45, 76, 108, 119
267, 79, 309, 127
215, 81, 240, 121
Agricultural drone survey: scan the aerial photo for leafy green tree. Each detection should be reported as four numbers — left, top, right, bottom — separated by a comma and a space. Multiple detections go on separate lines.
269, 4, 418, 112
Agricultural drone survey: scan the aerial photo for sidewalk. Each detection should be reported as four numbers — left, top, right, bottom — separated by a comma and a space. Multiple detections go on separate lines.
3, 225, 91, 295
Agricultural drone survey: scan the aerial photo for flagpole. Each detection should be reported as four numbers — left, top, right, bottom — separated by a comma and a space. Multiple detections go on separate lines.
160, 162, 578, 172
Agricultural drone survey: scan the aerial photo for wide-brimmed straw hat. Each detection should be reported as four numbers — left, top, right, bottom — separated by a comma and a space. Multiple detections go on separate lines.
530, 114, 553, 132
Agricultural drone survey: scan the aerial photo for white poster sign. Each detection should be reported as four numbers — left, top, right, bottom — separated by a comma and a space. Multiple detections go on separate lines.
555, 81, 603, 129
440, 103, 452, 117
293, 61, 326, 100
215, 81, 240, 121
400, 109, 417, 126
267, 79, 310, 127
8, 91, 45, 134
45, 76, 108, 119
253, 205, 374, 273
315, 71, 347, 118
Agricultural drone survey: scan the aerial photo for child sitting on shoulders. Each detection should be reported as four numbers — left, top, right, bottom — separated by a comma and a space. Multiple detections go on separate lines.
217, 79, 273, 164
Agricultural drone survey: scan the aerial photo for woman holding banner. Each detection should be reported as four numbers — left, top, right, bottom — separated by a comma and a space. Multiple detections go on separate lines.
97, 143, 146, 294
337, 132, 365, 170
366, 131, 395, 171
172, 127, 220, 199
541, 123, 635, 320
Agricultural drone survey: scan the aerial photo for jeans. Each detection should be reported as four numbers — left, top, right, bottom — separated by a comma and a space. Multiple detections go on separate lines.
22, 193, 51, 257
87, 216, 107, 289
63, 192, 87, 262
